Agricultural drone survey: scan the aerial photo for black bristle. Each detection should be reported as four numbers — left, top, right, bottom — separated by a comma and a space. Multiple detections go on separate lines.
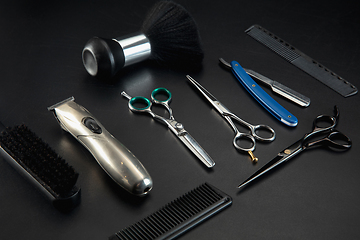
0, 124, 79, 198
141, 1, 204, 68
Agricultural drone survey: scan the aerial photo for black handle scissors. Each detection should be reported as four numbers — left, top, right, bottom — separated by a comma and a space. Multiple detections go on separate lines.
238, 106, 352, 189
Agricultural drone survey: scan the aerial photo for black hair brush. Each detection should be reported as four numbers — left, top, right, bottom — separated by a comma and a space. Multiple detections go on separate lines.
0, 123, 80, 211
82, 0, 204, 79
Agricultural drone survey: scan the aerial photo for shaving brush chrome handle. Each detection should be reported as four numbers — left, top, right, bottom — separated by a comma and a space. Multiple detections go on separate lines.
82, 33, 151, 79
82, 1, 204, 80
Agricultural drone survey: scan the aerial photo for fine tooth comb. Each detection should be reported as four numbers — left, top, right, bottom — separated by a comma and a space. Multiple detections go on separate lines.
245, 24, 358, 97
0, 123, 80, 211
109, 183, 232, 240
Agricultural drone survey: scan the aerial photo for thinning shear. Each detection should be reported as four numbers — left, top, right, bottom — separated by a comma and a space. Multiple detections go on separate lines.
238, 106, 352, 189
187, 75, 276, 163
122, 88, 215, 168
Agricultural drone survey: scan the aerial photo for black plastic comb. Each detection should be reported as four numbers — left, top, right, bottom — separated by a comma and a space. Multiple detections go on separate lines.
0, 124, 80, 211
245, 24, 357, 97
109, 182, 232, 240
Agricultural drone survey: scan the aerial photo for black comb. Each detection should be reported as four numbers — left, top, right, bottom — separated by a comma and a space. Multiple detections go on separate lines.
0, 123, 80, 211
245, 24, 358, 97
109, 183, 232, 240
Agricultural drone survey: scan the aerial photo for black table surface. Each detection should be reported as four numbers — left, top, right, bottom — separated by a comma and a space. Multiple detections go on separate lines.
1, 0, 359, 239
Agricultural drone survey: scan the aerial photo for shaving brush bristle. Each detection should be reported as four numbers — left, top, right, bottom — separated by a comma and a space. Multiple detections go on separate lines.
82, 1, 204, 79
141, 1, 204, 67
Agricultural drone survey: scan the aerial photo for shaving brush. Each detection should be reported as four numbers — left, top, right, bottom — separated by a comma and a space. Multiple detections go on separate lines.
82, 1, 204, 79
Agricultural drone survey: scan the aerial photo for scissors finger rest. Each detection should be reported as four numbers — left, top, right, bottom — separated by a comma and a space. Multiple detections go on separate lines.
306, 131, 352, 150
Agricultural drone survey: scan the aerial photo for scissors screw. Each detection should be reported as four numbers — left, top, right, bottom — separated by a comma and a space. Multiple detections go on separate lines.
248, 151, 258, 163
284, 149, 291, 154
175, 123, 184, 130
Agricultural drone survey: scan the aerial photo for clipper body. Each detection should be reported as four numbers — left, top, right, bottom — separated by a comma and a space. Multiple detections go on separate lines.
48, 97, 152, 196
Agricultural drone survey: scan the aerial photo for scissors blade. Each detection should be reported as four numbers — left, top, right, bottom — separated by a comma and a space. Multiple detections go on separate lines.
244, 69, 311, 107
178, 131, 215, 168
186, 75, 230, 115
237, 139, 304, 189
186, 75, 218, 101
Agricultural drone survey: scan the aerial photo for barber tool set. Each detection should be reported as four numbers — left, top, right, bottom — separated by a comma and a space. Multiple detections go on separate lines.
0, 0, 355, 239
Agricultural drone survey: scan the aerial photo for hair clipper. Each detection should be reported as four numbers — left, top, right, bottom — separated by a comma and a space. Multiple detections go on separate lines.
48, 97, 152, 196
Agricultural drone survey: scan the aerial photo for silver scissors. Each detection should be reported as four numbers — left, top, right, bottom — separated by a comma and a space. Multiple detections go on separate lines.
121, 88, 215, 168
238, 106, 352, 189
187, 75, 276, 163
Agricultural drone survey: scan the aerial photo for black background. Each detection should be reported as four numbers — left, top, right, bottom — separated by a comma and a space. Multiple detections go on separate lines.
1, 0, 359, 239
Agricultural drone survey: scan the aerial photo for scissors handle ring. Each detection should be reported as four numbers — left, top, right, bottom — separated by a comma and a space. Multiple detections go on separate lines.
233, 132, 256, 152
312, 115, 337, 132
129, 96, 152, 112
151, 88, 172, 104
306, 131, 352, 150
151, 87, 174, 118
326, 131, 352, 149
251, 124, 276, 142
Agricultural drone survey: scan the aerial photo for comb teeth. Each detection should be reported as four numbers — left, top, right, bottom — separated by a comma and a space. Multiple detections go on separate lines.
110, 183, 232, 240
0, 124, 80, 210
246, 25, 300, 62
245, 24, 358, 97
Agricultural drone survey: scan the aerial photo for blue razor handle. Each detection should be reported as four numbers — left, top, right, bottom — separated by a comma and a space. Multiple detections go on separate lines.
231, 61, 298, 127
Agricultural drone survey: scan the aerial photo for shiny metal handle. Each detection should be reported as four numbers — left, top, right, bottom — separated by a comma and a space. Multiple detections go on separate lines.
233, 132, 256, 152
114, 33, 151, 67
78, 133, 152, 195
251, 124, 276, 142
48, 97, 153, 196
122, 91, 170, 125
233, 133, 258, 163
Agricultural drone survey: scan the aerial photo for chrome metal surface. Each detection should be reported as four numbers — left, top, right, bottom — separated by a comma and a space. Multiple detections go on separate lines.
121, 90, 215, 168
48, 97, 153, 196
187, 75, 275, 157
114, 33, 151, 67
244, 69, 311, 107
179, 132, 215, 168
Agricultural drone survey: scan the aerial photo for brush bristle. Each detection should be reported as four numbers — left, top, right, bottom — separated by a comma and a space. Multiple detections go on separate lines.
0, 124, 79, 197
141, 1, 204, 69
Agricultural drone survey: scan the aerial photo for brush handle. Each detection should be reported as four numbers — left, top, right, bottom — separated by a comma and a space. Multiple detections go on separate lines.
82, 37, 125, 79
231, 61, 298, 127
114, 33, 151, 67
82, 33, 151, 79
48, 97, 153, 196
